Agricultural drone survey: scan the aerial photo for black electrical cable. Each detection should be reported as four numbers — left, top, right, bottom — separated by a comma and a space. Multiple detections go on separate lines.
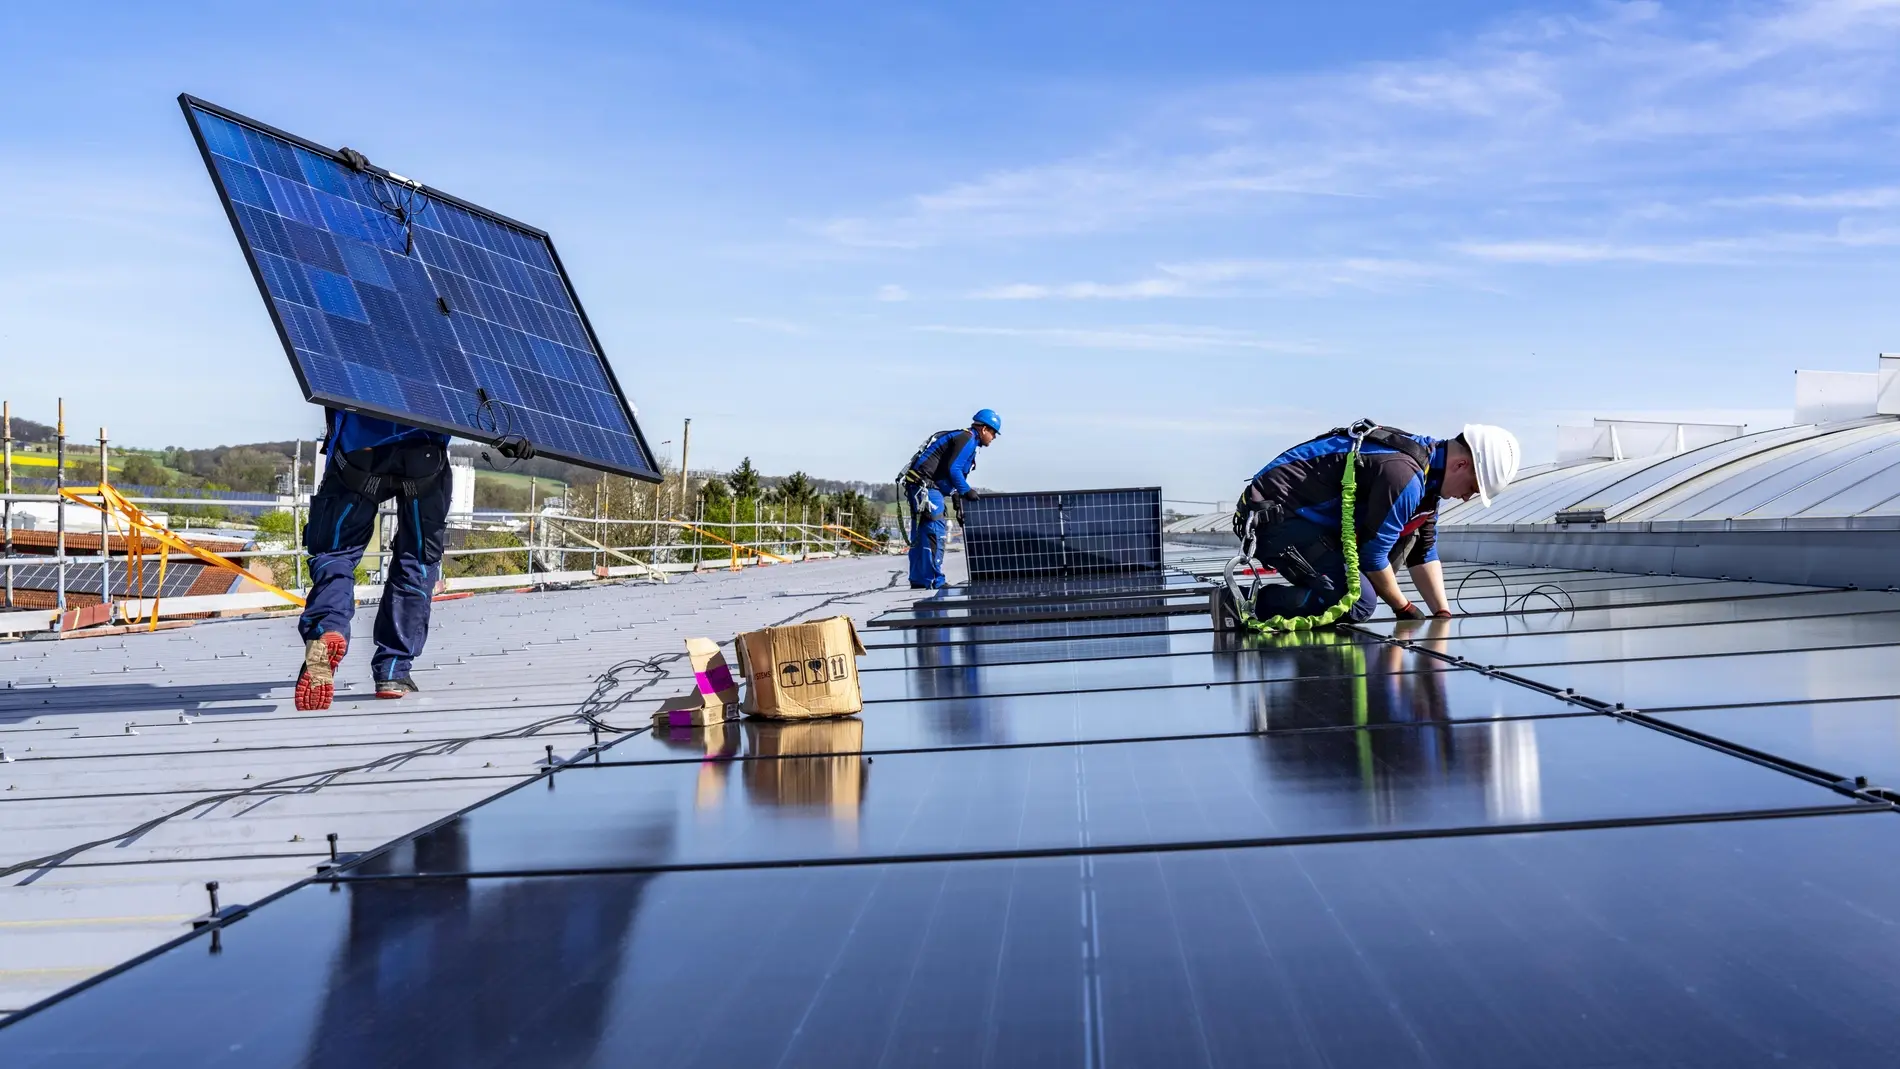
469, 388, 536, 472
361, 168, 430, 257
1453, 567, 1575, 616
1, 578, 901, 882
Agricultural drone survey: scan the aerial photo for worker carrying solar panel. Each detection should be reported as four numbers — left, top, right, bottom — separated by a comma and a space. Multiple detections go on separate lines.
292, 411, 533, 710
897, 409, 1002, 590
1224, 423, 1519, 627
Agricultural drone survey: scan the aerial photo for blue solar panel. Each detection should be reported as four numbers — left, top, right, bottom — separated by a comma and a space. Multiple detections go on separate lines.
179, 95, 659, 480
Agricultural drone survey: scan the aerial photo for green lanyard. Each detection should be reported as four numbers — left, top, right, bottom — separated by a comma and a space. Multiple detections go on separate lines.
1236, 426, 1366, 633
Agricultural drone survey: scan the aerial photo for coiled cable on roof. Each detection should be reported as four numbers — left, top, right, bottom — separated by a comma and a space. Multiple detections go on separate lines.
1454, 567, 1575, 615
0, 575, 904, 881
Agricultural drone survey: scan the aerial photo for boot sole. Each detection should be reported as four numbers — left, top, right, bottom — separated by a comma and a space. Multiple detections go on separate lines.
294, 634, 349, 711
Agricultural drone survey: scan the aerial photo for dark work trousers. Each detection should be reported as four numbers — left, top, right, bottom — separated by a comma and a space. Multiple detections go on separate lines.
907, 485, 949, 589
298, 442, 452, 681
1250, 515, 1377, 624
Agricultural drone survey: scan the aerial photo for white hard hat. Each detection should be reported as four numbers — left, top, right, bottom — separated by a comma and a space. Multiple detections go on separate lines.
1462, 424, 1521, 507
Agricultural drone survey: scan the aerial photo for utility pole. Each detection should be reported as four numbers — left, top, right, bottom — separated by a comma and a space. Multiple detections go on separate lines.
291, 440, 304, 589
55, 399, 66, 618
98, 426, 111, 622
678, 418, 691, 507
3, 400, 12, 609
675, 418, 690, 567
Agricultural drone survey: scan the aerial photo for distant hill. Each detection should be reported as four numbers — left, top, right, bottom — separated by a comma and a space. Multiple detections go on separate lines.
4, 416, 58, 444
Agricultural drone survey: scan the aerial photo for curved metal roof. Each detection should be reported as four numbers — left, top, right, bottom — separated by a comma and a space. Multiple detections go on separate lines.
1444, 416, 1900, 527
1166, 417, 1900, 535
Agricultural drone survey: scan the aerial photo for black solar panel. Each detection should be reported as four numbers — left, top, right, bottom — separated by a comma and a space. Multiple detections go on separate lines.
179, 95, 658, 480
22, 564, 1900, 1065
961, 487, 1162, 580
4, 561, 206, 598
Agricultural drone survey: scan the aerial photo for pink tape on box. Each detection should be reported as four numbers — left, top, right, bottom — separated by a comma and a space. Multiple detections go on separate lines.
696, 664, 735, 696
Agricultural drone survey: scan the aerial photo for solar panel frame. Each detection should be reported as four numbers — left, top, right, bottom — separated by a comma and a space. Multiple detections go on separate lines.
177, 94, 661, 482
961, 486, 1163, 581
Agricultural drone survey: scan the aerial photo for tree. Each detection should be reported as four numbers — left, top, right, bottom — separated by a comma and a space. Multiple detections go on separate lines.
210, 448, 283, 492
474, 477, 531, 512
118, 454, 170, 487
776, 471, 816, 506
727, 457, 761, 499
826, 489, 885, 540
699, 477, 730, 505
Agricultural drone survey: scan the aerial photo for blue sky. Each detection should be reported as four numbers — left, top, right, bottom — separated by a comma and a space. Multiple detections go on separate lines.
5, 1, 1900, 504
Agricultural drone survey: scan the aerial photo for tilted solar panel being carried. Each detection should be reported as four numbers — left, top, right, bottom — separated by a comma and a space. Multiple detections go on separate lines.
961, 487, 1163, 581
178, 95, 659, 480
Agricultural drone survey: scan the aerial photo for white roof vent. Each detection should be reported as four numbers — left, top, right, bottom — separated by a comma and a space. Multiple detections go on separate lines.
1554, 419, 1743, 465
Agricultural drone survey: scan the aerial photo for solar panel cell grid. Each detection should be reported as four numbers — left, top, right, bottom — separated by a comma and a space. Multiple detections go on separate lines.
962, 487, 1163, 580
5, 562, 206, 598
181, 96, 657, 480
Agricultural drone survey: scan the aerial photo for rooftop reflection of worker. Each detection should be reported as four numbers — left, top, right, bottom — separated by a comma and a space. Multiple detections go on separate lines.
907, 623, 997, 744
302, 817, 669, 1067
1230, 621, 1540, 826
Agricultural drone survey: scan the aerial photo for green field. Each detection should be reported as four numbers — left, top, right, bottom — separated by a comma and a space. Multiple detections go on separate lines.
476, 470, 568, 495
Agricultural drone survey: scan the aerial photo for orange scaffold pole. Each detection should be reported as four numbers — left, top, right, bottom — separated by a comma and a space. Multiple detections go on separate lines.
60, 482, 304, 631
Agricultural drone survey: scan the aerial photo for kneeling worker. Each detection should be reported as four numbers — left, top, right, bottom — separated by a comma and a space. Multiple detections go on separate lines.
899, 409, 1002, 589
1230, 422, 1519, 624
293, 411, 530, 710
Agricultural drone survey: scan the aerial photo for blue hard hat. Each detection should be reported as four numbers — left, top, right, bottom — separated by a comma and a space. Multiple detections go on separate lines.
972, 409, 1002, 434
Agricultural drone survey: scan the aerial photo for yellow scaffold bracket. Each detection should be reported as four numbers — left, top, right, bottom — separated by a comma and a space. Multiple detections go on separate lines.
822, 524, 880, 551
59, 482, 304, 631
668, 518, 791, 565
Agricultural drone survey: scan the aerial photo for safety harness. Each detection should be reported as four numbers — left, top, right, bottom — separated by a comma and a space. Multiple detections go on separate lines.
896, 429, 979, 544
328, 443, 447, 501
1224, 419, 1377, 633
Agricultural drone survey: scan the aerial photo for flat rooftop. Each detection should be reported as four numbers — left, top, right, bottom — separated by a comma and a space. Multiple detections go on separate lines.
7, 551, 1900, 1065
0, 556, 917, 1017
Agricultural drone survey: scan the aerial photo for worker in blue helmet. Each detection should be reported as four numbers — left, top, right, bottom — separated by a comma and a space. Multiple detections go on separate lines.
898, 409, 1001, 589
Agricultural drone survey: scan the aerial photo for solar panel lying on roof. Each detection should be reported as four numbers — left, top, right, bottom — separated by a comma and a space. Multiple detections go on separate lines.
960, 487, 1162, 580
179, 95, 659, 480
3, 561, 206, 598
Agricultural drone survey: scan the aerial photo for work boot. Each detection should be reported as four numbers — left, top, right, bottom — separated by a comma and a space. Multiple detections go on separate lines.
376, 676, 420, 699
294, 632, 349, 711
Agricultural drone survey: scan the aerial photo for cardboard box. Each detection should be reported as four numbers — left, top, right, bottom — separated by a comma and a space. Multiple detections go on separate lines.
655, 693, 727, 728
688, 637, 741, 707
652, 637, 742, 727
735, 615, 868, 719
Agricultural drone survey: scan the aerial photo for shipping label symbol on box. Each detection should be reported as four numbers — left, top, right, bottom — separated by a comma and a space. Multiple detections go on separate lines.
776, 658, 835, 687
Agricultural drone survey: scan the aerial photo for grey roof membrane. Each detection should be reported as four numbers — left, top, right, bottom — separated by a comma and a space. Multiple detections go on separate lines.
6, 551, 1900, 1065
0, 555, 917, 1016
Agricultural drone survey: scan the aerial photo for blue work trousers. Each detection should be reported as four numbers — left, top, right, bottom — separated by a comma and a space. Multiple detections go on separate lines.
907, 486, 949, 589
1251, 516, 1376, 624
297, 445, 451, 680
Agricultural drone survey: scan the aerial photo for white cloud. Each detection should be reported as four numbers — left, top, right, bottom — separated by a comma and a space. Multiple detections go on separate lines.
876, 284, 910, 302
1714, 185, 1900, 210
970, 278, 1188, 300
1455, 221, 1900, 265
971, 257, 1457, 300
916, 323, 1323, 354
